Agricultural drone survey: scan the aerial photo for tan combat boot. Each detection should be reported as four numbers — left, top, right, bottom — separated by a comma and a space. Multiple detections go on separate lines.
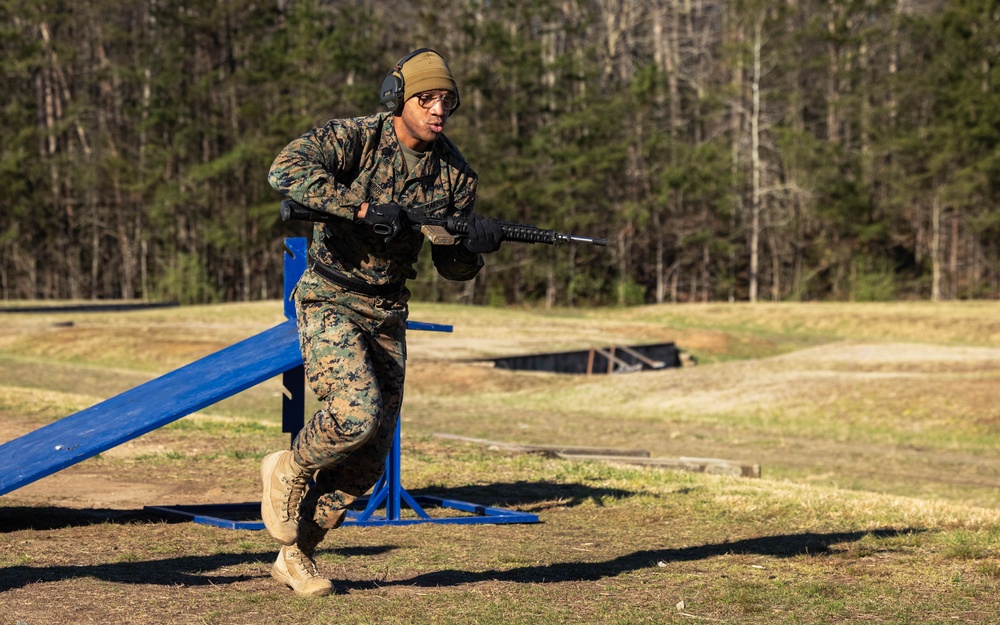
271, 519, 332, 597
260, 450, 313, 545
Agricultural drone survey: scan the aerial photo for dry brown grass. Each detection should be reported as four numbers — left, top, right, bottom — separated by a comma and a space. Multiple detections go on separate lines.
1, 300, 999, 624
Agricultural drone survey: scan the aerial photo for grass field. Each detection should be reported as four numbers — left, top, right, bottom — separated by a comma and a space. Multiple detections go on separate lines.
1, 300, 999, 624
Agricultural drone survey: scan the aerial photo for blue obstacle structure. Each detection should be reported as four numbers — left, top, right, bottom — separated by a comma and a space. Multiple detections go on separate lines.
0, 320, 301, 498
0, 237, 538, 528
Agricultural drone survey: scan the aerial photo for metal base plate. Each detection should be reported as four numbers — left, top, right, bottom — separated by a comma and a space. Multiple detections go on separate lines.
145, 496, 539, 530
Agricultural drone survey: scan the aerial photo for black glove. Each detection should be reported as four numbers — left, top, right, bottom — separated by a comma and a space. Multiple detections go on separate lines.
363, 203, 409, 242
462, 212, 503, 254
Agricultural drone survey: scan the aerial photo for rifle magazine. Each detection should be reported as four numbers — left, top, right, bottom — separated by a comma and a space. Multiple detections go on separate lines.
421, 224, 459, 245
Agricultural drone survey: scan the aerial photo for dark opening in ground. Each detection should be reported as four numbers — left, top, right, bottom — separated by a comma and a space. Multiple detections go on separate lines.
488, 343, 684, 374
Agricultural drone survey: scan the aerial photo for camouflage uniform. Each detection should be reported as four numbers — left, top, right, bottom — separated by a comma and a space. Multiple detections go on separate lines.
269, 111, 482, 529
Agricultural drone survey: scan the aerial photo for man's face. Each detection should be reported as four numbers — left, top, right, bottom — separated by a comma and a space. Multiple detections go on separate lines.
393, 90, 457, 152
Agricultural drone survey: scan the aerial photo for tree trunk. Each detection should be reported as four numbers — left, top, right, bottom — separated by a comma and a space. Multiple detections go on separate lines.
749, 16, 764, 304
931, 195, 941, 301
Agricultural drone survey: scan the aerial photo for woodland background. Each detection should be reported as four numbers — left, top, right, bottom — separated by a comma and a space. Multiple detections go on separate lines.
1, 0, 998, 306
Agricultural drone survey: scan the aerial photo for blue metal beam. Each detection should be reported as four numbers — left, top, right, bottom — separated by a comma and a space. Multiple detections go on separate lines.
0, 320, 303, 497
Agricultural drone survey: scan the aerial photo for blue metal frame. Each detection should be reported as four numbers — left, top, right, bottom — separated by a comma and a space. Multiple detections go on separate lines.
146, 417, 538, 529
344, 419, 538, 526
148, 237, 538, 528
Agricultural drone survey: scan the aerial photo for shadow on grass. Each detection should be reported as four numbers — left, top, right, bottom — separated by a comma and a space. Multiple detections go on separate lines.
0, 480, 638, 533
340, 527, 923, 591
0, 527, 921, 593
0, 506, 164, 531
0, 545, 392, 592
407, 480, 637, 512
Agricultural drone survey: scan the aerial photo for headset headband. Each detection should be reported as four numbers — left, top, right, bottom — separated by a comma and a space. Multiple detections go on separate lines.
393, 47, 437, 73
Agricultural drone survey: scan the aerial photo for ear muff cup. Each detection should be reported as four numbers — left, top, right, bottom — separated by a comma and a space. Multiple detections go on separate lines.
379, 47, 437, 112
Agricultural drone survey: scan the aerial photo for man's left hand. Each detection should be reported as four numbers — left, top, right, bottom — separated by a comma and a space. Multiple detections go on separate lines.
462, 212, 503, 254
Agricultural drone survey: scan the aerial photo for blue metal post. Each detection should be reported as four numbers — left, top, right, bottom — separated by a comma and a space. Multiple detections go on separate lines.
355, 418, 430, 523
281, 238, 308, 444
387, 422, 401, 520
282, 238, 308, 320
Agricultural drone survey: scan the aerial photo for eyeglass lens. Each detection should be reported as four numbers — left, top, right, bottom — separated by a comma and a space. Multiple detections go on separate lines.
417, 92, 458, 110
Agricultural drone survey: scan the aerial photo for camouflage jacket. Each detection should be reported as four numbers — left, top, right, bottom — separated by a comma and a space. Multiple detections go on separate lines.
269, 111, 483, 298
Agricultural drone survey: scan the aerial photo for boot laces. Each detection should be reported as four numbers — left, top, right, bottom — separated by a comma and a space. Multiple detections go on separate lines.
279, 471, 311, 522
288, 546, 320, 577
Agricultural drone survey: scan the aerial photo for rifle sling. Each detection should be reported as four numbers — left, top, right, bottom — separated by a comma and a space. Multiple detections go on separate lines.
311, 262, 404, 298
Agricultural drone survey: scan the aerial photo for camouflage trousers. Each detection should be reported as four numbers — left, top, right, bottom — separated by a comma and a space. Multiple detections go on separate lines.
291, 289, 408, 530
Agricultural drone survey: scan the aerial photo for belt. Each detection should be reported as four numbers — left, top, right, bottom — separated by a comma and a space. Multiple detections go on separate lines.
311, 262, 404, 298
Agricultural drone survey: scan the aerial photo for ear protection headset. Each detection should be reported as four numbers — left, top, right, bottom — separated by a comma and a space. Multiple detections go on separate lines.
379, 48, 439, 112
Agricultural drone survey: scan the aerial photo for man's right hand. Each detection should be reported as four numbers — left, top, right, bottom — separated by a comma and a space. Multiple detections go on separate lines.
362, 203, 409, 242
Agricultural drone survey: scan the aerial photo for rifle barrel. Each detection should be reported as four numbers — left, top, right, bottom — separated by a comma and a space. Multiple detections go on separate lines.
559, 234, 608, 247
280, 199, 606, 247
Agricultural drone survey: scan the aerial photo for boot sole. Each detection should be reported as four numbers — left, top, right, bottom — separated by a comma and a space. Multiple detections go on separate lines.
271, 563, 333, 597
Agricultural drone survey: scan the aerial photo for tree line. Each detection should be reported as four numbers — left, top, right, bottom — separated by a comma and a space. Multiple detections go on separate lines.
1, 0, 997, 306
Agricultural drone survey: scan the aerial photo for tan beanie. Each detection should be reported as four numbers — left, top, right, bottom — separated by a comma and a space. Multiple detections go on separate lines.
401, 51, 459, 102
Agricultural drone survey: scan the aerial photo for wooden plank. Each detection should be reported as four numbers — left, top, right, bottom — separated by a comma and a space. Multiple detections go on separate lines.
615, 344, 666, 369
433, 434, 759, 477
557, 454, 762, 478
433, 433, 651, 458
592, 347, 642, 374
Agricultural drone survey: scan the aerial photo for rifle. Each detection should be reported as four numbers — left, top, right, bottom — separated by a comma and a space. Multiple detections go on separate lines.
280, 199, 607, 247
